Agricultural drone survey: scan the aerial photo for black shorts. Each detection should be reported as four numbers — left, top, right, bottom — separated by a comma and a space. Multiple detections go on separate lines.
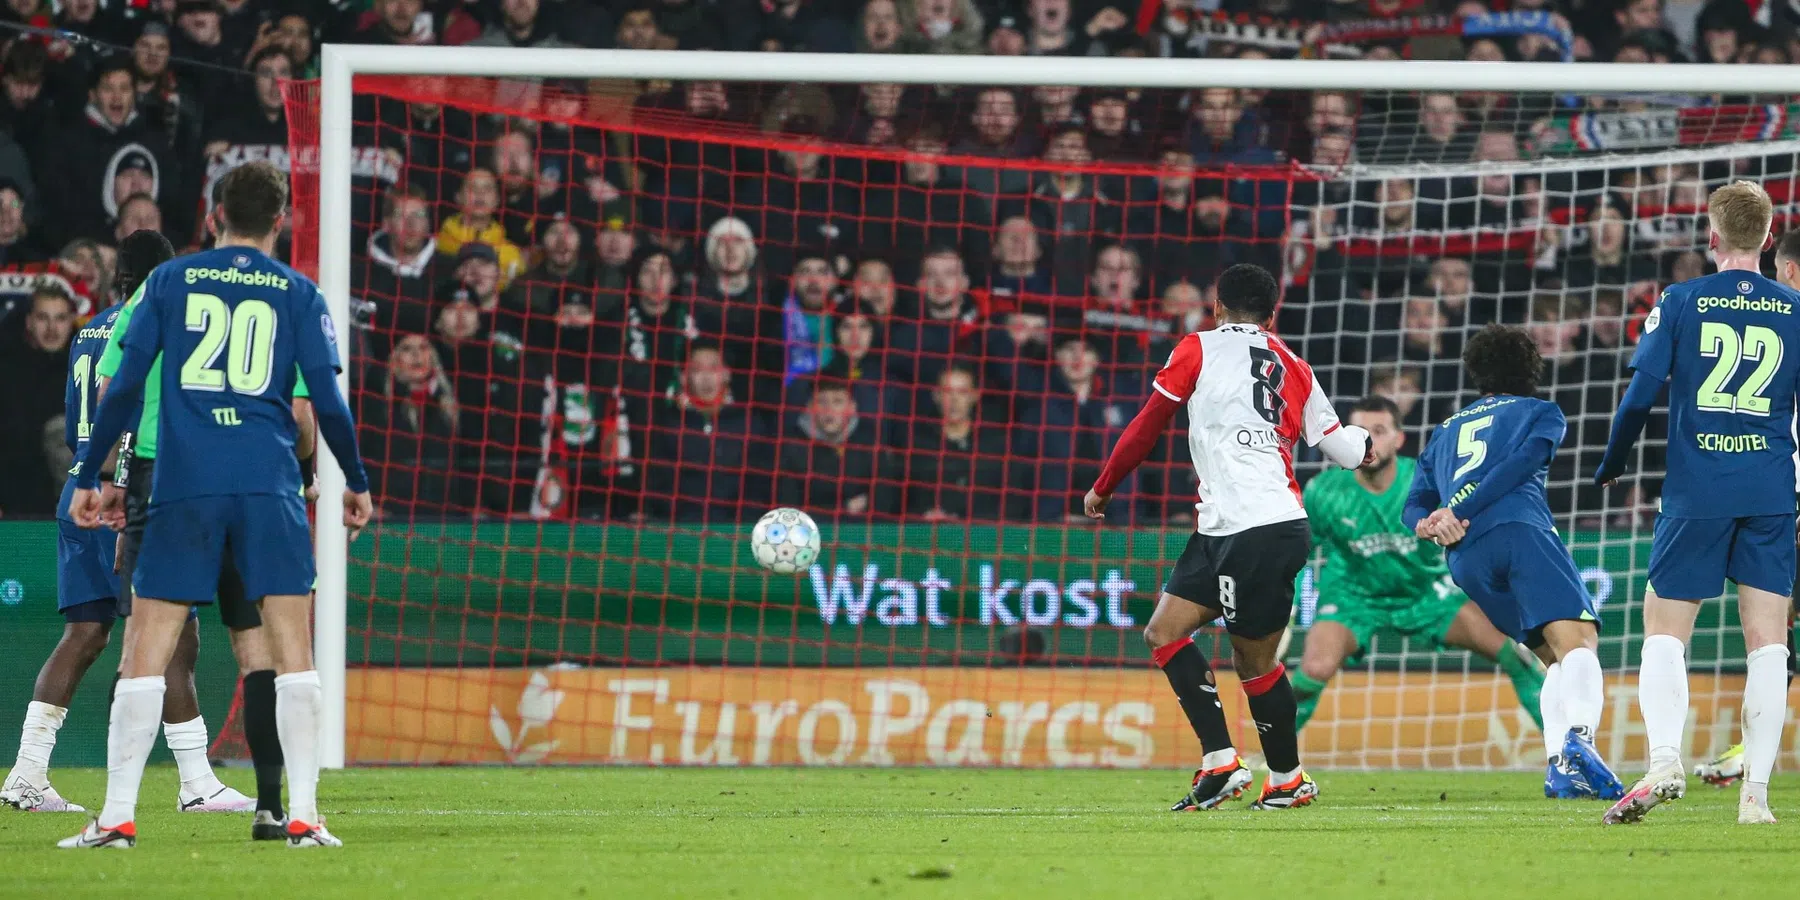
119, 457, 263, 631
1162, 519, 1312, 639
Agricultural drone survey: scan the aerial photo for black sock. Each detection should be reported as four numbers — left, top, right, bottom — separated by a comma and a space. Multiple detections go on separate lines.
1154, 638, 1235, 756
1244, 664, 1301, 776
242, 670, 285, 818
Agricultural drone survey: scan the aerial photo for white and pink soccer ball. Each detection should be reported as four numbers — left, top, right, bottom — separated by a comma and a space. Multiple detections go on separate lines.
750, 508, 821, 574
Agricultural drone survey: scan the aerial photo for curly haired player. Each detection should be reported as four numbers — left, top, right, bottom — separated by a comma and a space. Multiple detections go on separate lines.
1406, 324, 1624, 802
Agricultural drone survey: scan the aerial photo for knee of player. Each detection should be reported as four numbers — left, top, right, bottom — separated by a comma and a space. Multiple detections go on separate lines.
63, 622, 113, 662
1297, 655, 1337, 684
1142, 621, 1183, 650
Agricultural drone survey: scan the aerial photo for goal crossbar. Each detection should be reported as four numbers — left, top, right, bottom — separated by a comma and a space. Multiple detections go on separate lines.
312, 43, 1800, 768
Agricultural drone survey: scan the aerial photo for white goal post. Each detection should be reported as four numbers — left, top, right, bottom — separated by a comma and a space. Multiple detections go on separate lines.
313, 45, 1800, 768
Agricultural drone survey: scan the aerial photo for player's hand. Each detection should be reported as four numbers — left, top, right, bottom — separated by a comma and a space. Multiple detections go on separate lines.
344, 490, 374, 542
1083, 489, 1110, 520
98, 483, 127, 531
68, 487, 102, 529
1423, 508, 1469, 546
304, 483, 321, 504
113, 533, 124, 574
1592, 458, 1624, 488
1358, 437, 1378, 469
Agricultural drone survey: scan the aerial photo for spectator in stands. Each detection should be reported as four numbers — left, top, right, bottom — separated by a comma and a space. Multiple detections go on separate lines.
170, 0, 239, 112
901, 0, 984, 54
864, 123, 992, 271
1369, 363, 1429, 440
621, 248, 699, 409
0, 41, 52, 161
777, 378, 882, 516
1084, 88, 1139, 164
266, 10, 321, 78
199, 47, 291, 242
112, 193, 162, 245
359, 333, 459, 516
1020, 125, 1121, 297
956, 87, 1032, 196
1186, 88, 1286, 237
450, 242, 505, 314
881, 364, 1024, 520
351, 0, 442, 45
824, 311, 886, 414
760, 0, 854, 52
851, 257, 897, 318
987, 215, 1052, 305
593, 214, 636, 301
470, 0, 577, 49
437, 167, 525, 287
1023, 0, 1095, 56
858, 0, 903, 52
782, 252, 840, 386
1299, 90, 1356, 163
693, 216, 781, 407
506, 218, 596, 333
41, 58, 180, 249
1564, 197, 1656, 288
0, 179, 46, 264
1021, 336, 1128, 522
646, 343, 770, 522
136, 21, 204, 169
1404, 92, 1475, 165
1080, 242, 1155, 395
432, 294, 530, 511
889, 247, 980, 388
0, 286, 76, 516
734, 122, 859, 275
359, 184, 440, 336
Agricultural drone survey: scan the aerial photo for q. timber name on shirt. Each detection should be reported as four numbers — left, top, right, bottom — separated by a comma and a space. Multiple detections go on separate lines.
1694, 294, 1794, 315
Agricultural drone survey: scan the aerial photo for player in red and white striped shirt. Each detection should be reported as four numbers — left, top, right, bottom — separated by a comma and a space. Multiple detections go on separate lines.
1084, 264, 1373, 812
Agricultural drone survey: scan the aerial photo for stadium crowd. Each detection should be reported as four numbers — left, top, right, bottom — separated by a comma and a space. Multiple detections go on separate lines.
0, 0, 1787, 527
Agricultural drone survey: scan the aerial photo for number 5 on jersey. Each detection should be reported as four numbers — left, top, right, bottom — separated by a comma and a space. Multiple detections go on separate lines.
180, 292, 277, 395
1453, 415, 1494, 480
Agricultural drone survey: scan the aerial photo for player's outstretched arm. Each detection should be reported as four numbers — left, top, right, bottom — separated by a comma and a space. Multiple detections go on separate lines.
1401, 459, 1440, 534
1084, 391, 1181, 519
1594, 369, 1663, 485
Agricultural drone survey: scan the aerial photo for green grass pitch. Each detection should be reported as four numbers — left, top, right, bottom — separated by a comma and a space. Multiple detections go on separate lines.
3, 768, 1799, 898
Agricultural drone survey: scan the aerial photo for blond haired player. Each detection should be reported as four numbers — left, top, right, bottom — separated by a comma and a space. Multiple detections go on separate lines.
1595, 181, 1799, 825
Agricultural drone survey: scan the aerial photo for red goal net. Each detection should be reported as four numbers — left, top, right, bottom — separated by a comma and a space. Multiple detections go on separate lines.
216, 73, 1775, 770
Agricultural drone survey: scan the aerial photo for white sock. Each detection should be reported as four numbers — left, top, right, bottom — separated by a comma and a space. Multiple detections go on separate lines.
1741, 642, 1790, 798
162, 716, 218, 789
1268, 766, 1303, 785
1539, 663, 1567, 761
100, 676, 166, 829
1201, 747, 1238, 770
1559, 646, 1604, 739
11, 701, 67, 781
1638, 634, 1689, 770
276, 670, 323, 825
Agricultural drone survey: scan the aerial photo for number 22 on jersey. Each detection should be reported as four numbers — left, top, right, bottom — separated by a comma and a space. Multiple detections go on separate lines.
1696, 322, 1782, 416
178, 292, 278, 395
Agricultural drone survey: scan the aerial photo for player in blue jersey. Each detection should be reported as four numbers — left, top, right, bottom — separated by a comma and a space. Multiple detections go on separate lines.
2, 232, 251, 816
1405, 324, 1624, 802
59, 162, 373, 849
1595, 181, 1799, 826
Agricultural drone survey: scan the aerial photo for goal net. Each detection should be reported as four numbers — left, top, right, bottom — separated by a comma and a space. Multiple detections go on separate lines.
244, 51, 1799, 771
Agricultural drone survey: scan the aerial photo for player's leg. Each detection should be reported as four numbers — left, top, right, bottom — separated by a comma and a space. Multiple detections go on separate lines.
159, 612, 253, 812
231, 625, 287, 838
1441, 599, 1545, 729
2, 615, 113, 812
1291, 608, 1363, 731
1221, 520, 1316, 810
219, 552, 286, 836
8, 520, 126, 812
236, 493, 338, 847
1724, 513, 1796, 824
1145, 534, 1248, 810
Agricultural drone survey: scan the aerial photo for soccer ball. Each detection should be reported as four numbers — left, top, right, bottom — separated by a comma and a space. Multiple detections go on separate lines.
750, 508, 821, 574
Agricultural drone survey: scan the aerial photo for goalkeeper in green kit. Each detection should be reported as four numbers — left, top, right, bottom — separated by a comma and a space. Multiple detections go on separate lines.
1291, 396, 1545, 730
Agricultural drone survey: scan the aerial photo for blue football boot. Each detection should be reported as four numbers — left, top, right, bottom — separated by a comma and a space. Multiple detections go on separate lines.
1562, 727, 1625, 801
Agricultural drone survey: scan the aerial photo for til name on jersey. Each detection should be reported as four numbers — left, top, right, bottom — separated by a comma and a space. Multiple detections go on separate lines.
120, 247, 340, 504
1632, 271, 1800, 518
1418, 395, 1563, 541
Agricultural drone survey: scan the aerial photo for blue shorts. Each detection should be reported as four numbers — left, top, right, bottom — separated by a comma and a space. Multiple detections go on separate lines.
133, 494, 314, 605
1648, 514, 1797, 601
56, 518, 119, 613
1447, 523, 1596, 648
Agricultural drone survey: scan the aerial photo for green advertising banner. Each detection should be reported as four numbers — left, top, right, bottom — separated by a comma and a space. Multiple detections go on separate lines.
0, 520, 1747, 766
